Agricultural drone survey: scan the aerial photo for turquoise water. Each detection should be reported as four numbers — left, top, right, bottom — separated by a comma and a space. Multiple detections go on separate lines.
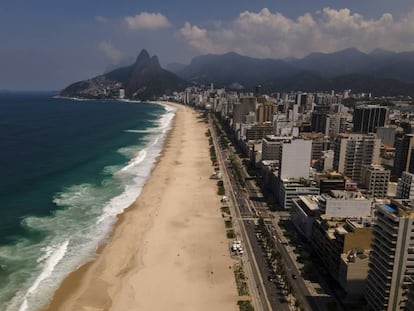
0, 93, 175, 310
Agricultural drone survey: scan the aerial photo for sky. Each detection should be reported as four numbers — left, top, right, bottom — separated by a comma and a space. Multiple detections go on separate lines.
1, 0, 414, 90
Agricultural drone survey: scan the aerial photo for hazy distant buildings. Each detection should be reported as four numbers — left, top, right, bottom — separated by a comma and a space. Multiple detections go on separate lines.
232, 96, 257, 125
256, 101, 277, 123
119, 88, 125, 99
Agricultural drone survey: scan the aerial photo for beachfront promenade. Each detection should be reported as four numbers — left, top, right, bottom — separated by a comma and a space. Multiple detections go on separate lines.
44, 104, 238, 311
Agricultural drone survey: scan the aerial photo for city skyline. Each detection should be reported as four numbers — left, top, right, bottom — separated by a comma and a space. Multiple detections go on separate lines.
1, 0, 414, 90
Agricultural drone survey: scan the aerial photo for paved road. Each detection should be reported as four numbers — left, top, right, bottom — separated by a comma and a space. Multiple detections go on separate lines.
210, 114, 343, 311
209, 118, 269, 311
210, 117, 291, 311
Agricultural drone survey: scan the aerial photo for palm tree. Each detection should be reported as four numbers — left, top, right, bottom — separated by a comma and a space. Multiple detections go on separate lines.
294, 299, 302, 310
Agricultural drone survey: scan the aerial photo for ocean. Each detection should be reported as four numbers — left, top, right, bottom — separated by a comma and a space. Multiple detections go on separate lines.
0, 93, 175, 310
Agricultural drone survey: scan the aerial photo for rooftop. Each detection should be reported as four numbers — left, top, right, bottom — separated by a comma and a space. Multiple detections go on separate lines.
328, 190, 367, 200
380, 200, 414, 218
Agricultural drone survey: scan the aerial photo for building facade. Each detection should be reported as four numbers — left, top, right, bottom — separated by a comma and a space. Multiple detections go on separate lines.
366, 201, 414, 311
397, 172, 414, 200
393, 134, 414, 179
353, 105, 388, 134
334, 134, 381, 183
361, 164, 390, 199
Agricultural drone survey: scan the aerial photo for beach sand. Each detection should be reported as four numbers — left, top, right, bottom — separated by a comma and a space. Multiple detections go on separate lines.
44, 104, 238, 311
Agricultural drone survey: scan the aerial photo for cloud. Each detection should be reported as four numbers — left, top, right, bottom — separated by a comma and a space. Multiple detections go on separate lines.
178, 8, 414, 58
179, 22, 218, 52
98, 41, 123, 62
95, 16, 107, 23
124, 12, 170, 30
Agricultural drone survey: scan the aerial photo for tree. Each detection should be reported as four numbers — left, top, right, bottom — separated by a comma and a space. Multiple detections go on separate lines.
294, 299, 302, 310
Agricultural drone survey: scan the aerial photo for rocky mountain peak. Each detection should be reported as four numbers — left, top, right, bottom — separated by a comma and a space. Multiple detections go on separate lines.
135, 49, 151, 67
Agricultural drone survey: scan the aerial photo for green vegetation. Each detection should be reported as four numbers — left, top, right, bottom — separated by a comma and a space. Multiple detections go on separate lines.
221, 206, 230, 216
206, 127, 217, 165
237, 300, 254, 311
217, 180, 225, 195
209, 145, 217, 165
234, 265, 249, 296
256, 217, 301, 305
225, 220, 233, 228
227, 229, 235, 239
229, 158, 246, 187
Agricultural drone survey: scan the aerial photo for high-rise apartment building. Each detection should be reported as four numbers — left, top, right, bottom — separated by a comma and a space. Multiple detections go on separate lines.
333, 134, 381, 183
361, 164, 390, 199
366, 201, 414, 311
393, 134, 414, 179
396, 172, 414, 200
353, 105, 388, 133
232, 96, 257, 125
261, 135, 285, 161
376, 126, 396, 147
325, 114, 348, 138
256, 102, 277, 123
280, 139, 312, 179
311, 105, 330, 133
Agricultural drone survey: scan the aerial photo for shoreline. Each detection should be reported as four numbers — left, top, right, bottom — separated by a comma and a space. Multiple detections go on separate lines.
43, 103, 238, 310
42, 102, 177, 311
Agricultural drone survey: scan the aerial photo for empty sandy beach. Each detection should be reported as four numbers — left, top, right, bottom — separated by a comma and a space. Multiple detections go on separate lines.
44, 103, 238, 311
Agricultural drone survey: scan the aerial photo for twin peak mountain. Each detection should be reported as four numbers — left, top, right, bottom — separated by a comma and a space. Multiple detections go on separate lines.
60, 49, 187, 100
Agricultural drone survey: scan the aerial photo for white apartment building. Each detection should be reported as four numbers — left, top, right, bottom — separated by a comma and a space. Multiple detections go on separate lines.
280, 139, 312, 180
366, 201, 414, 311
319, 190, 372, 218
334, 133, 381, 183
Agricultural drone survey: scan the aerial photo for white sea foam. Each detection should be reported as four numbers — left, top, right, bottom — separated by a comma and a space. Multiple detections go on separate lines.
125, 129, 159, 134
18, 240, 69, 311
4, 104, 176, 311
119, 149, 147, 173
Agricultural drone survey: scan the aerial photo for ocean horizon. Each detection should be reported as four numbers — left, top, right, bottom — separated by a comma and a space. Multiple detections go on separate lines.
0, 92, 175, 310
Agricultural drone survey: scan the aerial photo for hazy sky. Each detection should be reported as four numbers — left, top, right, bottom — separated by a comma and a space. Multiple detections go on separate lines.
1, 0, 414, 90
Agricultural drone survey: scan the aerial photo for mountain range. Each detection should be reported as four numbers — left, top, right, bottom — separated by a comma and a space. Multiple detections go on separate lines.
61, 48, 414, 99
169, 48, 414, 96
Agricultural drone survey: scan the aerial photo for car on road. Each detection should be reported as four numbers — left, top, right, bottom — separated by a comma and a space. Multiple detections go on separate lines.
292, 274, 297, 279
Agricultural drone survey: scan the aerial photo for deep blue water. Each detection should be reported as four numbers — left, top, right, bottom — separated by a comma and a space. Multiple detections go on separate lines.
0, 92, 173, 310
